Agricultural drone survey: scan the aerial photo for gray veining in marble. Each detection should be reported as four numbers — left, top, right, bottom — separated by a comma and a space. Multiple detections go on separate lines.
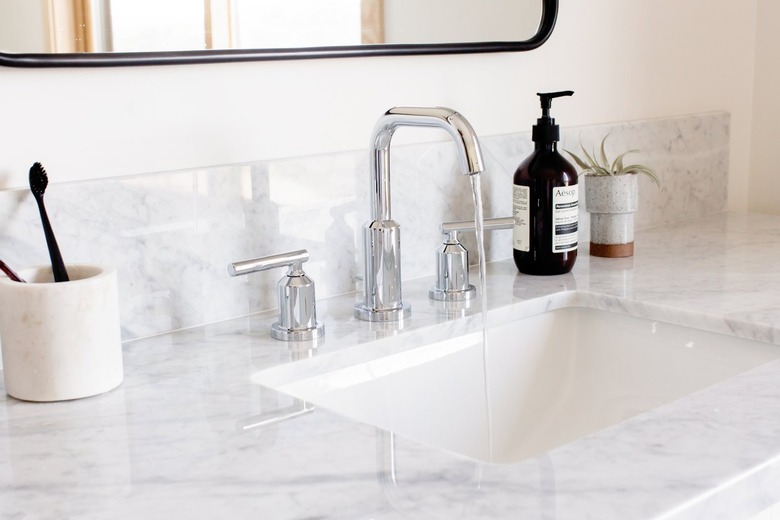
2, 213, 780, 520
0, 112, 729, 341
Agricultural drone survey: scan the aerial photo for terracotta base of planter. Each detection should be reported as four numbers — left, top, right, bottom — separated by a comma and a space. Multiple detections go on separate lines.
590, 242, 634, 258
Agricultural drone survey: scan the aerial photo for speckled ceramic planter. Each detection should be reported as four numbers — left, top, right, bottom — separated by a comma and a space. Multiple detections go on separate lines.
584, 174, 639, 258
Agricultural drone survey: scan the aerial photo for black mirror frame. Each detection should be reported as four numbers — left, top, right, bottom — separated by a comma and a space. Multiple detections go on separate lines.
0, 0, 557, 68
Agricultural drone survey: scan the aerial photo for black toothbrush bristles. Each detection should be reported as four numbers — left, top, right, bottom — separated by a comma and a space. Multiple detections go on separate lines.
29, 161, 49, 196
29, 162, 69, 282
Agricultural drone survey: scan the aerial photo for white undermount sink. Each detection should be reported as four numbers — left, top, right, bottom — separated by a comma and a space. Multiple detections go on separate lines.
256, 306, 780, 464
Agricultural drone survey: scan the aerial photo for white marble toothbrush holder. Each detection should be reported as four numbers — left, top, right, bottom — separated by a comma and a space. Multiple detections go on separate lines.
0, 264, 123, 402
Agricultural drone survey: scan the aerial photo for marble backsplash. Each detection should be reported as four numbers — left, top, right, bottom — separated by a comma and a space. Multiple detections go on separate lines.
0, 112, 729, 341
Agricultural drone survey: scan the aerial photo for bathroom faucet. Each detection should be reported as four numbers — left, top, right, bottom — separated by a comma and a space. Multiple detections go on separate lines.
354, 107, 486, 322
430, 217, 514, 302
228, 249, 324, 342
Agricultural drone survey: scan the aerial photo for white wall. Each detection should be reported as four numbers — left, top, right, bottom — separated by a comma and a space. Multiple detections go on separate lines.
0, 1, 759, 212
750, 0, 780, 215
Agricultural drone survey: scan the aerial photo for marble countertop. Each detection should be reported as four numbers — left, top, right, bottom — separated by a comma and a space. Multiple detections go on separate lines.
2, 212, 780, 520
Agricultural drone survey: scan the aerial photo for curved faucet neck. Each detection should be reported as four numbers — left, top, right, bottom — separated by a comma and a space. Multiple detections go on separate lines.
369, 106, 485, 221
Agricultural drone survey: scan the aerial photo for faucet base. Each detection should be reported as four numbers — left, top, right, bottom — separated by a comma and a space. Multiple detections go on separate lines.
353, 302, 411, 322
428, 285, 476, 302
271, 321, 325, 343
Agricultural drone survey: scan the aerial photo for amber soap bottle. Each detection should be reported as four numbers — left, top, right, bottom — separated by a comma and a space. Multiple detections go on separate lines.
513, 91, 578, 275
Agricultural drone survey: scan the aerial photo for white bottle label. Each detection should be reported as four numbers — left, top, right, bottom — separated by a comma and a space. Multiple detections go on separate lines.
552, 185, 578, 253
512, 184, 530, 252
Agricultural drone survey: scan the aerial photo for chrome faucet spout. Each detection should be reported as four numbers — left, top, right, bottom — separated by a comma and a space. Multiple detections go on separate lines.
355, 106, 485, 323
369, 107, 485, 221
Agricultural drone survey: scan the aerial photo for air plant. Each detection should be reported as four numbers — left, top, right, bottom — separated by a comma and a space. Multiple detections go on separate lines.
565, 134, 662, 189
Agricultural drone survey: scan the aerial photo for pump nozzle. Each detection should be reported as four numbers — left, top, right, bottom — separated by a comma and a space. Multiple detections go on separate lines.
537, 91, 574, 117
533, 90, 574, 145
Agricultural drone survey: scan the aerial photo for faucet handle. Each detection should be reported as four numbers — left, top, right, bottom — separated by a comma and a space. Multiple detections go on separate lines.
429, 230, 476, 302
228, 249, 325, 343
429, 217, 514, 302
440, 216, 514, 235
229, 249, 309, 277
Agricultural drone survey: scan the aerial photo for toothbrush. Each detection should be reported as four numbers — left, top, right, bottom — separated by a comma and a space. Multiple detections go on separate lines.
29, 162, 69, 282
0, 259, 25, 282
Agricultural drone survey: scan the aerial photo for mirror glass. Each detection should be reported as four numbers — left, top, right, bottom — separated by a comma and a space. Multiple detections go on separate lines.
0, 0, 543, 55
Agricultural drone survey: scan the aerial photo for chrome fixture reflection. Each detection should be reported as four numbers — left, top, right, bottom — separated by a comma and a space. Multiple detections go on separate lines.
355, 106, 485, 322
228, 249, 324, 342
237, 399, 314, 432
430, 217, 513, 302
377, 429, 557, 517
237, 348, 316, 433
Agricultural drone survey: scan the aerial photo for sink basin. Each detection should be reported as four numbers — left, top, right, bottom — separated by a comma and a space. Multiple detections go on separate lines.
258, 306, 780, 463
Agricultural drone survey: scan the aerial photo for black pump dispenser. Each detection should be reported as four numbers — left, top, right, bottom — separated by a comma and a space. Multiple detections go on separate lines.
532, 90, 573, 145
513, 90, 578, 276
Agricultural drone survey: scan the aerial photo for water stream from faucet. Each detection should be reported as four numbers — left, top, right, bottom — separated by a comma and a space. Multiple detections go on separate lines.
470, 174, 494, 461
